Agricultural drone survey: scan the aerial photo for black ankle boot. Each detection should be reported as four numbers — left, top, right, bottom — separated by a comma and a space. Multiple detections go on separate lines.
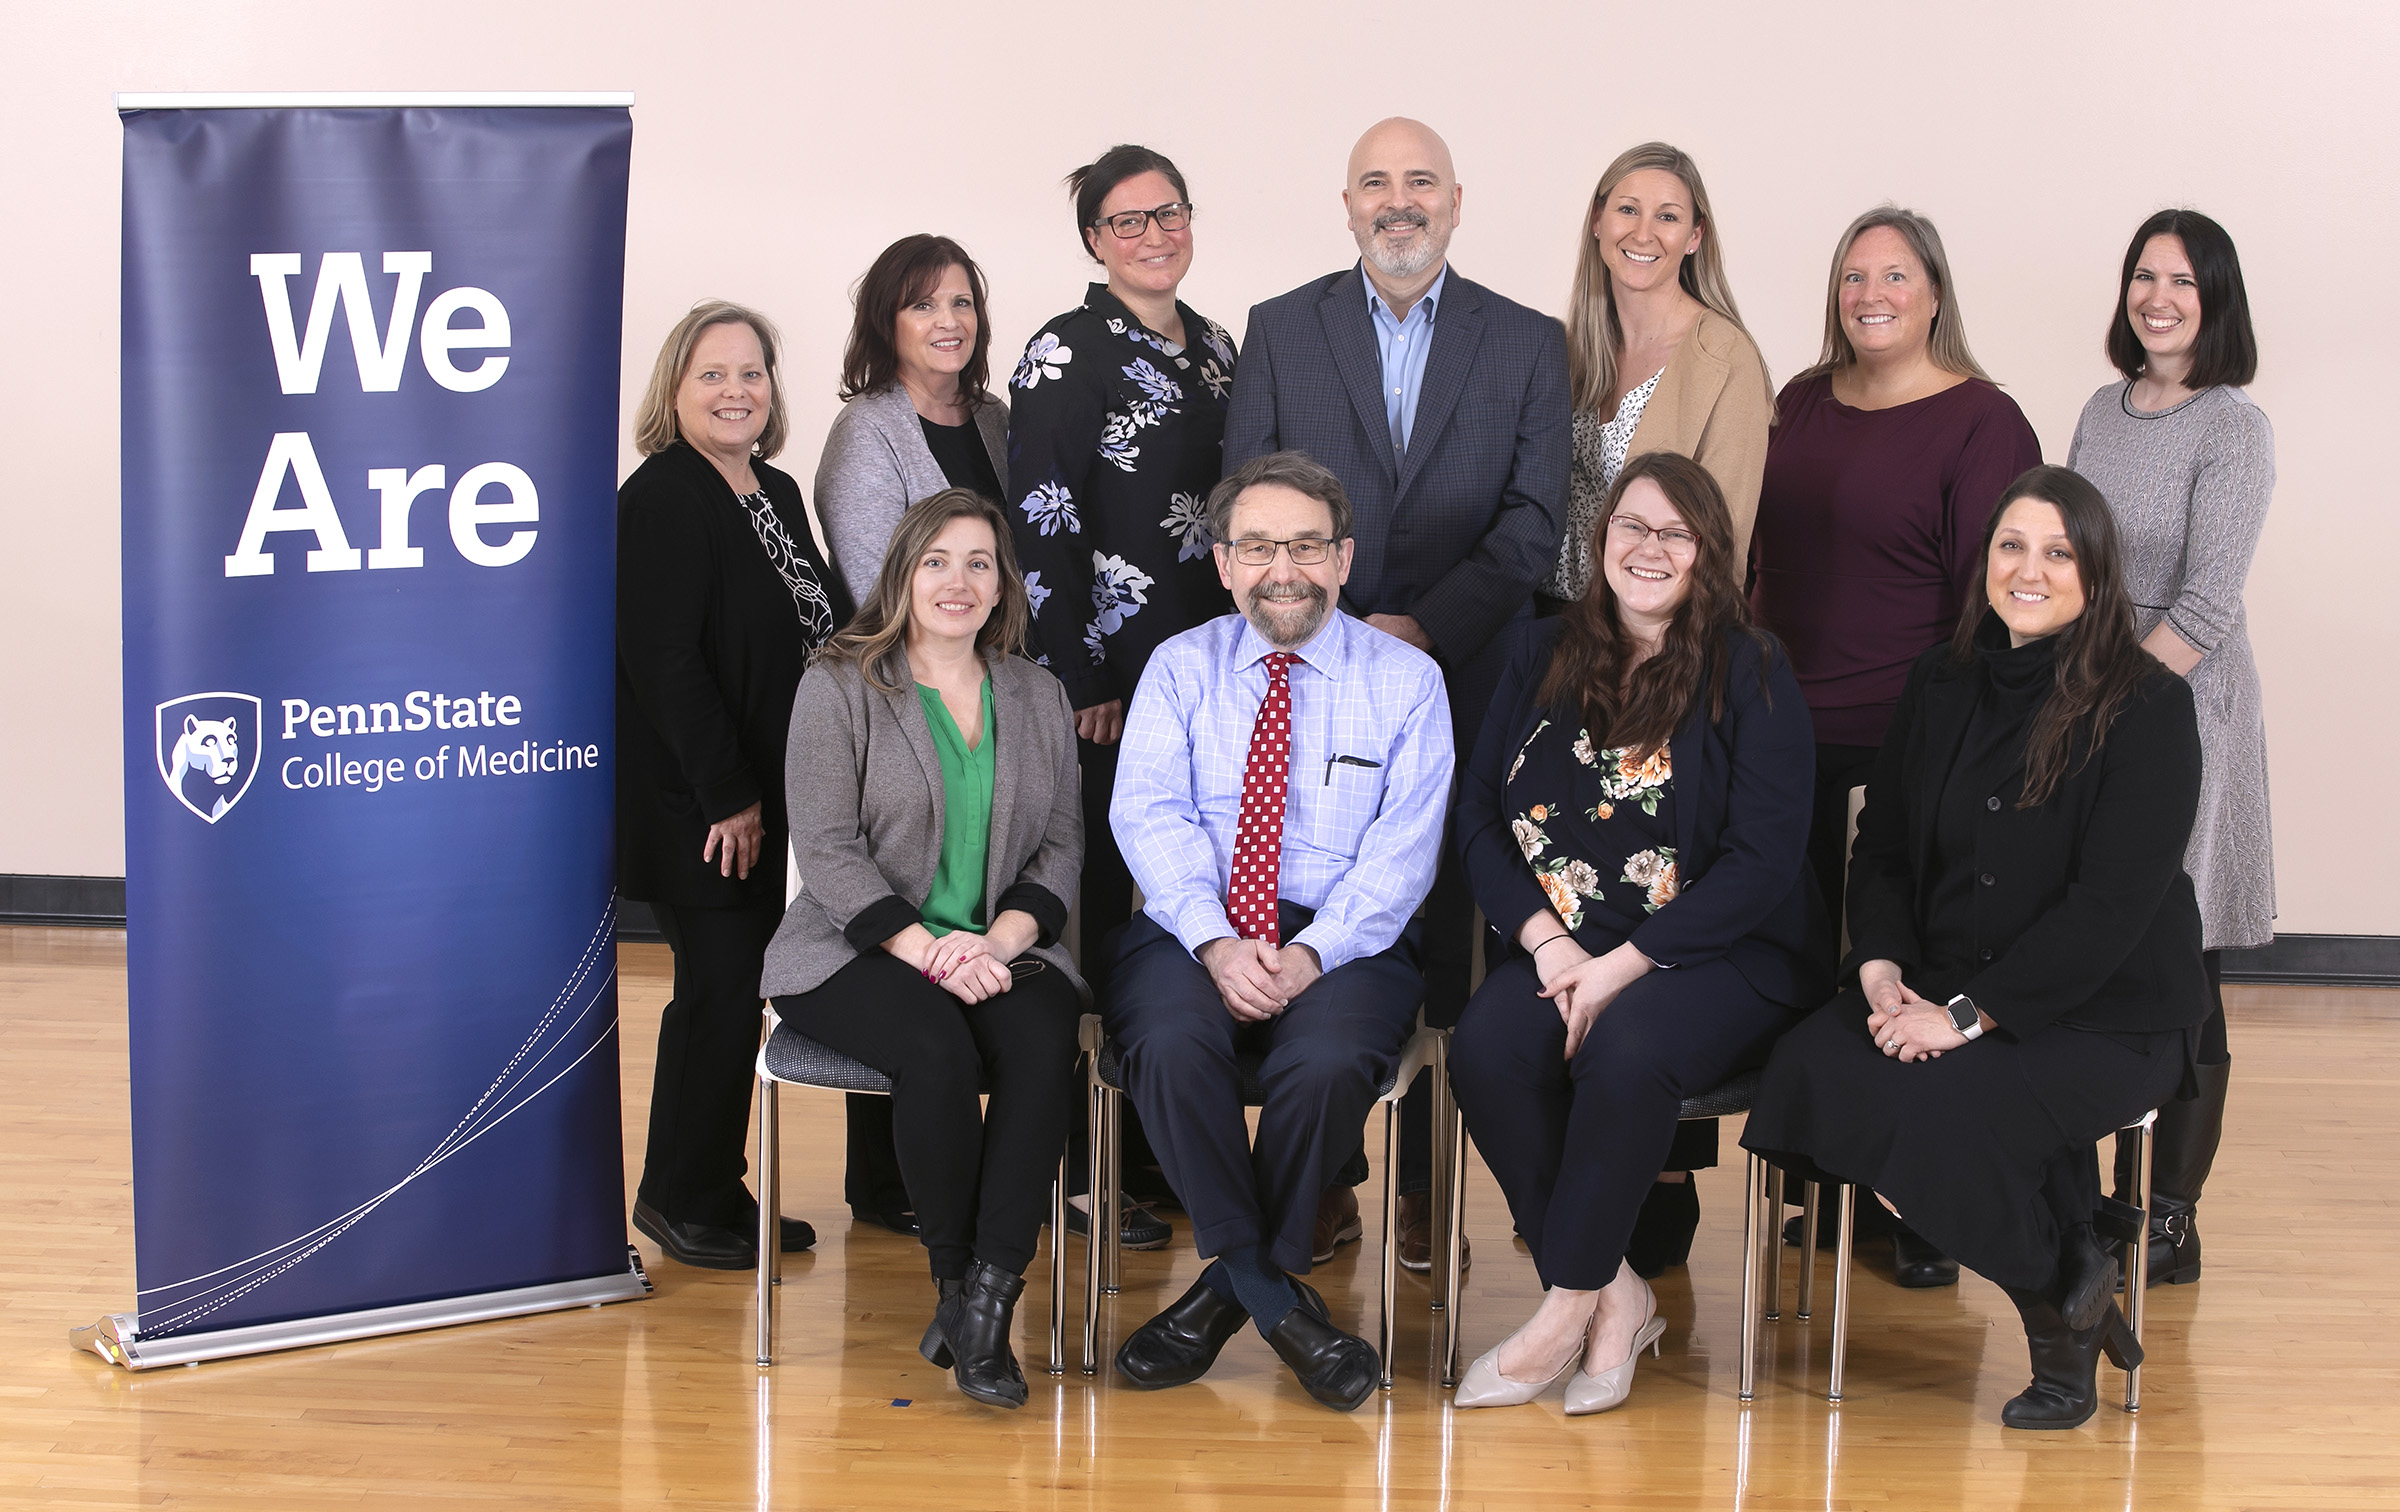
934, 1260, 1028, 1408
1626, 1175, 1700, 1279
1999, 1285, 2143, 1430
917, 1276, 965, 1368
2115, 1058, 2226, 1286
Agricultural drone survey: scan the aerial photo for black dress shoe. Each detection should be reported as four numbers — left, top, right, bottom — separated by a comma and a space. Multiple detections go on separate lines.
632, 1200, 755, 1271
1890, 1223, 1959, 1288
1999, 1286, 2142, 1430
932, 1261, 1029, 1409
733, 1209, 819, 1253
1264, 1305, 1381, 1411
1116, 1276, 1249, 1389
1626, 1175, 1700, 1279
1062, 1197, 1173, 1250
852, 1207, 921, 1237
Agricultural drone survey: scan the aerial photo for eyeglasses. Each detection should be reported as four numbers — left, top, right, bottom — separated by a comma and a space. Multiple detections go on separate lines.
1607, 514, 1698, 553
1092, 201, 1194, 239
1224, 536, 1337, 566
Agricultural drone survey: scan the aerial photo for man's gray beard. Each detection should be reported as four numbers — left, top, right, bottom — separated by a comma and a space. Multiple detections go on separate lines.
1244, 583, 1329, 649
1358, 225, 1446, 280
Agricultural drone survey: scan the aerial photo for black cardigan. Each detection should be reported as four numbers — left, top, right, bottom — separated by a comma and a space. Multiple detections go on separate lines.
1844, 623, 2207, 1035
616, 443, 853, 909
1459, 619, 1829, 1009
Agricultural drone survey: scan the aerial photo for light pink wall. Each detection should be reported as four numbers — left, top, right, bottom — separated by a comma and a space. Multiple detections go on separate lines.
4, 1, 2392, 933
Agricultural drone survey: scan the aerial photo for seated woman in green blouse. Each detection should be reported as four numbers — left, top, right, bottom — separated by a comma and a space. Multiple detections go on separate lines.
762, 489, 1086, 1410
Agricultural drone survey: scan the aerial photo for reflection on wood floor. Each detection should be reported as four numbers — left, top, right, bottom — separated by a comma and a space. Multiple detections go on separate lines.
3, 927, 2396, 1509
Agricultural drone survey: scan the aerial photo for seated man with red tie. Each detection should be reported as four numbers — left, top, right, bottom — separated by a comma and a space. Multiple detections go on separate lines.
1104, 450, 1455, 1411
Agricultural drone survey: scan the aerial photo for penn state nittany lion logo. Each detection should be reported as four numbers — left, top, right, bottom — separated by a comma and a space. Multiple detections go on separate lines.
155, 692, 262, 823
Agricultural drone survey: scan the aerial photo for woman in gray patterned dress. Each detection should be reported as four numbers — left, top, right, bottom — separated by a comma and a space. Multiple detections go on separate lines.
2067, 209, 2272, 1287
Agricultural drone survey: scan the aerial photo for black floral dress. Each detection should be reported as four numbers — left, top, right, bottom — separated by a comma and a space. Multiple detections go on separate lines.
1505, 715, 1680, 949
1005, 283, 1238, 710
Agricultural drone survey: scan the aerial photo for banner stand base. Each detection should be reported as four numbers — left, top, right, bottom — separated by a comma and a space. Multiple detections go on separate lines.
71, 1246, 653, 1370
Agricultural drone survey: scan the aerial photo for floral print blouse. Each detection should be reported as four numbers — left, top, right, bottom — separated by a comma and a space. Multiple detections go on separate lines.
1005, 284, 1239, 711
1505, 713, 1679, 938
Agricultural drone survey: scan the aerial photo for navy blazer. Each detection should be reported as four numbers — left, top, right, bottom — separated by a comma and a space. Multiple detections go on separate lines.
1846, 632, 2207, 1036
1225, 264, 1571, 670
1459, 619, 1829, 1009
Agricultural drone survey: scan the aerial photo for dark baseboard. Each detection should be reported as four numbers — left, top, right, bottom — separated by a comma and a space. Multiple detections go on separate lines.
0, 874, 126, 927
2220, 933, 2400, 988
0, 874, 668, 942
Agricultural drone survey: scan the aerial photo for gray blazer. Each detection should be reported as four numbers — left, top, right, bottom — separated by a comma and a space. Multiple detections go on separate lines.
815, 384, 1010, 606
761, 644, 1086, 1001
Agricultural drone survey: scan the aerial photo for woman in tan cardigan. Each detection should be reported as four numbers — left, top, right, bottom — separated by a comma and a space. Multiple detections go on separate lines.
1540, 142, 1772, 615
1535, 142, 1774, 1276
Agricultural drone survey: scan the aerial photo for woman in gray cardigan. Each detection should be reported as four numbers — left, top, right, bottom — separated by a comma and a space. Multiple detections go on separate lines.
763, 489, 1084, 1410
817, 234, 1009, 606
2069, 209, 2273, 1290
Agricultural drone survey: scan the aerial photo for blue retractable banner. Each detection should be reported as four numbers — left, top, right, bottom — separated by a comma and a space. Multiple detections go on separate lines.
90, 99, 647, 1367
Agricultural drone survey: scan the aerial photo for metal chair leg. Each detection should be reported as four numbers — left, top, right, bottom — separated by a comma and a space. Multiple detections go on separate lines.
1082, 1067, 1104, 1375
1049, 1154, 1067, 1376
1796, 1180, 1820, 1320
1378, 1099, 1399, 1389
2125, 1114, 2154, 1413
1102, 1087, 1124, 1295
755, 1079, 779, 1367
1427, 1032, 1452, 1311
1764, 1164, 1786, 1320
1829, 1184, 1855, 1403
1441, 1091, 1466, 1386
1738, 1151, 1761, 1402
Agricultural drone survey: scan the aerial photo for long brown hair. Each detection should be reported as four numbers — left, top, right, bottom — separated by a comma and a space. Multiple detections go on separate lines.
1949, 465, 2154, 807
1537, 451, 1770, 755
1564, 143, 1767, 416
816, 489, 1031, 693
1793, 206, 1992, 385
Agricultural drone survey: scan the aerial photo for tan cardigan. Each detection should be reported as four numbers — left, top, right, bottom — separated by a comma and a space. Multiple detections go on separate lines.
1623, 308, 1773, 561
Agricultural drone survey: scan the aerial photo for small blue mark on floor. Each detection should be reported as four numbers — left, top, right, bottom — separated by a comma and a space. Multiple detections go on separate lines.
891, 1398, 911, 1407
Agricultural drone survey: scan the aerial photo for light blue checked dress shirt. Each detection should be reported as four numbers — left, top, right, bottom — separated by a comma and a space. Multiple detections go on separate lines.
1364, 263, 1447, 454
1111, 610, 1455, 973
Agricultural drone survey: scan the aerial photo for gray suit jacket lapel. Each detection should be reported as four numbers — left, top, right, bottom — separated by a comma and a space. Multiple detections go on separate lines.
1316, 271, 1399, 486
881, 652, 947, 858
1398, 274, 1485, 501
981, 653, 1023, 915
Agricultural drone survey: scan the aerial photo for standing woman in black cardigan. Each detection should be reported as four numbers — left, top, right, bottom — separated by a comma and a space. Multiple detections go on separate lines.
1742, 464, 2208, 1430
618, 301, 853, 1270
1447, 451, 1826, 1416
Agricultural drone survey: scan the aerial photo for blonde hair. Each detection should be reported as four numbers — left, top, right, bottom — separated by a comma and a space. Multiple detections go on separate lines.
1565, 143, 1764, 416
815, 489, 1031, 693
632, 300, 791, 460
1797, 206, 1992, 384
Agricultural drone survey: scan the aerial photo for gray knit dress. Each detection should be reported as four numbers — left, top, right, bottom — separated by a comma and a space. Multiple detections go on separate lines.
2068, 382, 2277, 949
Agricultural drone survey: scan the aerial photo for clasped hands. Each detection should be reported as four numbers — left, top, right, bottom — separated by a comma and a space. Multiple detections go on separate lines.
886, 913, 1039, 1004
1530, 929, 1652, 1058
1859, 958, 1969, 1062
1198, 936, 1321, 1022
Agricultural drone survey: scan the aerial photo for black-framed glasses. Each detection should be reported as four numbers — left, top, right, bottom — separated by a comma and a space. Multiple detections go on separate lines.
1093, 201, 1194, 239
1607, 514, 1698, 553
1224, 536, 1337, 566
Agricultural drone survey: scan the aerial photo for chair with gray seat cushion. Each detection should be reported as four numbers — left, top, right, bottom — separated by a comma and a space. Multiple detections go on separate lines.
751, 1010, 1071, 1374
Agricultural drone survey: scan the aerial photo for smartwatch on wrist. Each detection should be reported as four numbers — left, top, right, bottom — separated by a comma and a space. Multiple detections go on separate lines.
1944, 993, 1985, 1042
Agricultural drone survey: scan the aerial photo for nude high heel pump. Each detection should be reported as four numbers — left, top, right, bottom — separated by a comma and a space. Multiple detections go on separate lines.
1454, 1323, 1583, 1408
1564, 1280, 1664, 1416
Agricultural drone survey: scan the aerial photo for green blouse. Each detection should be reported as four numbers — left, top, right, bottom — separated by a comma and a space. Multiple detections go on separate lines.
916, 679, 995, 937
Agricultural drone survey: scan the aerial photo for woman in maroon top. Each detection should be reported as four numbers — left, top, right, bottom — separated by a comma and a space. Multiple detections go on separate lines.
1749, 205, 2041, 1287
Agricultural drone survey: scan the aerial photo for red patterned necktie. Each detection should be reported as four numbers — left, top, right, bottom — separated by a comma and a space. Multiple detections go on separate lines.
1226, 651, 1298, 945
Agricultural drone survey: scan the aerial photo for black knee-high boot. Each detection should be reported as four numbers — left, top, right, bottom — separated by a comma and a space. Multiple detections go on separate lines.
1999, 1283, 2142, 1430
2115, 1057, 2228, 1286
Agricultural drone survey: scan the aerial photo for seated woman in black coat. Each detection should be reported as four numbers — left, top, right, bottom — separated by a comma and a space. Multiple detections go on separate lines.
1449, 451, 1826, 1416
1741, 463, 2208, 1431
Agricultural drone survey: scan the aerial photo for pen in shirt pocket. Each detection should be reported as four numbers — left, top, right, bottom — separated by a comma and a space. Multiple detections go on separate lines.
1325, 754, 1383, 785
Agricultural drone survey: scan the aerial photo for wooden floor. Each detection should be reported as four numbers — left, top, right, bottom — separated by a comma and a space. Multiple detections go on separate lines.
3, 928, 2396, 1510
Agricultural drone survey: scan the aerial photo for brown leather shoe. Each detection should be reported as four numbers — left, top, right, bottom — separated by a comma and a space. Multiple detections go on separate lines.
1313, 1183, 1362, 1264
1396, 1191, 1471, 1274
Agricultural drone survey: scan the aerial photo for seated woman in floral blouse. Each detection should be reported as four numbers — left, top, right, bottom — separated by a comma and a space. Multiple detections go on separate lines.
1446, 450, 1825, 1417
